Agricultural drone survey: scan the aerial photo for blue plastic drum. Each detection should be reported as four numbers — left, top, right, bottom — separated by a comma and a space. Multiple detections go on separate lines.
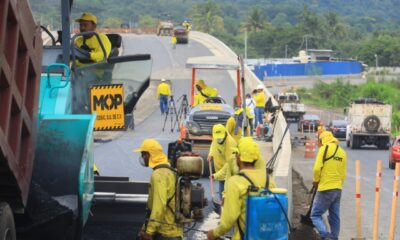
244, 188, 288, 240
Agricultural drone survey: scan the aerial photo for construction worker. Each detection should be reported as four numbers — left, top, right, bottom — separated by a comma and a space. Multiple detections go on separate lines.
171, 34, 177, 49
193, 79, 219, 106
253, 84, 266, 128
208, 124, 238, 199
207, 137, 271, 240
134, 139, 183, 240
157, 79, 172, 115
245, 93, 256, 133
74, 12, 111, 67
226, 108, 252, 143
311, 131, 347, 240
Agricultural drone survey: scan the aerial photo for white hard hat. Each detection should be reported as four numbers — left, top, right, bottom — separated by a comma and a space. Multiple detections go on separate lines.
161, 78, 166, 82
257, 83, 264, 89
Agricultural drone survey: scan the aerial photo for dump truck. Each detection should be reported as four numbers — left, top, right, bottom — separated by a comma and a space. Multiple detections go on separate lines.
157, 21, 174, 36
346, 98, 392, 149
276, 92, 305, 122
0, 0, 153, 239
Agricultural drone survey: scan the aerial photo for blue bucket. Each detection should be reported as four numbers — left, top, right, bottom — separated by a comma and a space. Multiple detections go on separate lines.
244, 188, 288, 240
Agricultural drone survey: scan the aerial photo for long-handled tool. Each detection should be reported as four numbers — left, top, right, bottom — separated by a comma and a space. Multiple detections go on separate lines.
209, 160, 222, 214
300, 186, 317, 227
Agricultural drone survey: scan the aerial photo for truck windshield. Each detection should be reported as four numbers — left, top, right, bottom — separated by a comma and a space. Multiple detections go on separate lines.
71, 55, 152, 114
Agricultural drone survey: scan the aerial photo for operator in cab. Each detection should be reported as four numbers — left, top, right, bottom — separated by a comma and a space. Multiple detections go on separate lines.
193, 79, 219, 106
134, 139, 183, 240
74, 12, 111, 67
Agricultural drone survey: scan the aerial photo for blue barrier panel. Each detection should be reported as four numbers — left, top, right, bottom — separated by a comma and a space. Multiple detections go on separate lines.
254, 61, 362, 79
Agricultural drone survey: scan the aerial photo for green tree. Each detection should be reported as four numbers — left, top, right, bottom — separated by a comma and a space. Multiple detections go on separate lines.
138, 15, 157, 28
103, 17, 123, 28
189, 0, 224, 33
244, 7, 270, 32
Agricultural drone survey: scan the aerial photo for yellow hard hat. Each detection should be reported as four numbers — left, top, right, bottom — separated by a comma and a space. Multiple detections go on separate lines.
195, 79, 206, 88
212, 124, 226, 140
75, 12, 97, 24
238, 137, 259, 163
319, 131, 338, 145
133, 139, 168, 168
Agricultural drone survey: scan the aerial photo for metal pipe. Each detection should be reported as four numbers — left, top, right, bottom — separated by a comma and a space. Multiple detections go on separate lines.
94, 192, 148, 204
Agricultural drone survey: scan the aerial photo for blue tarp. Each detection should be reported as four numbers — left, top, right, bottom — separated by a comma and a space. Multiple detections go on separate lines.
254, 61, 363, 79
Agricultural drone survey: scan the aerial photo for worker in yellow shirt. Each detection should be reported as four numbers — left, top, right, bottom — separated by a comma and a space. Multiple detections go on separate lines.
74, 12, 111, 67
207, 137, 276, 240
311, 131, 346, 240
134, 139, 183, 240
225, 107, 252, 143
157, 79, 172, 115
208, 124, 237, 199
193, 79, 219, 106
171, 34, 177, 49
253, 84, 266, 129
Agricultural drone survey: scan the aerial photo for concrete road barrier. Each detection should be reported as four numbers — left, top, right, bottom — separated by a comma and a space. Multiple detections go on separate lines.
190, 31, 293, 218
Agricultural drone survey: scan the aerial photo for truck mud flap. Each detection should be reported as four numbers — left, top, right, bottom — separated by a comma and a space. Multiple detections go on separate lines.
83, 176, 149, 240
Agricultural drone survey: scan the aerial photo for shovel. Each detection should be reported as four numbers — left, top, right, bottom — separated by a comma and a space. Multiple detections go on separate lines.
300, 186, 317, 227
209, 160, 222, 214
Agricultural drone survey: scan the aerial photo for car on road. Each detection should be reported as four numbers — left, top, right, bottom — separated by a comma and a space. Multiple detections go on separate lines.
389, 136, 400, 169
328, 120, 347, 139
298, 114, 321, 132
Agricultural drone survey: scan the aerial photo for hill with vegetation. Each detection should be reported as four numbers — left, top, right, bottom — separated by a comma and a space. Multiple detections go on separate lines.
30, 0, 400, 66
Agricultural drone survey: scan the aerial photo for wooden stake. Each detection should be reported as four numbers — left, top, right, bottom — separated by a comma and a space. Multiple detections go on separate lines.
388, 163, 400, 240
372, 160, 382, 240
355, 160, 362, 238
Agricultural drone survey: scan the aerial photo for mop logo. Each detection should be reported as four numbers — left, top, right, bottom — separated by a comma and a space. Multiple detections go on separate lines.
90, 84, 125, 130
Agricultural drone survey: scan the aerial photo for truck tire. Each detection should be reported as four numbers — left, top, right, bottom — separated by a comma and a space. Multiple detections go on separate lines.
389, 160, 395, 169
363, 115, 380, 133
0, 202, 16, 240
351, 136, 358, 149
378, 137, 389, 150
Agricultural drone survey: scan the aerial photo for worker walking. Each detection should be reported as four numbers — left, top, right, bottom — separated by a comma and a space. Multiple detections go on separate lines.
311, 131, 347, 240
245, 93, 256, 134
157, 79, 172, 115
171, 35, 177, 49
208, 124, 238, 199
193, 79, 219, 106
207, 137, 275, 240
253, 84, 266, 128
134, 139, 183, 240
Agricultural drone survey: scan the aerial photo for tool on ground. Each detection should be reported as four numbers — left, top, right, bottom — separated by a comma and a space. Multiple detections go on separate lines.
162, 95, 180, 132
208, 159, 221, 215
300, 186, 316, 227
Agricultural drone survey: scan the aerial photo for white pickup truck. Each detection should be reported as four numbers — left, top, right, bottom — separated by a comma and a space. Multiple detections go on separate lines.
276, 92, 305, 122
346, 98, 392, 149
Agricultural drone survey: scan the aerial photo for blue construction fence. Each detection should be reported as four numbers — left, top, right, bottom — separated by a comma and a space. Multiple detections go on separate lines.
254, 61, 363, 79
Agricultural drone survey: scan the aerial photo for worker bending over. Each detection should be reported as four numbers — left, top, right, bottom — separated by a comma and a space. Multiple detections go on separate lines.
193, 79, 219, 106
208, 124, 238, 199
311, 131, 347, 240
134, 139, 183, 240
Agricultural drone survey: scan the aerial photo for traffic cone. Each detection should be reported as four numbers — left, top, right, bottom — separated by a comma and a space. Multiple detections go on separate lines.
305, 138, 316, 158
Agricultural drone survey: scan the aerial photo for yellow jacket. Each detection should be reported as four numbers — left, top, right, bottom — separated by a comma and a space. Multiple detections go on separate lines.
213, 169, 266, 239
157, 82, 171, 98
253, 91, 266, 107
147, 164, 183, 237
313, 143, 347, 191
74, 33, 111, 67
193, 84, 219, 106
208, 133, 237, 181
171, 36, 177, 44
226, 114, 251, 144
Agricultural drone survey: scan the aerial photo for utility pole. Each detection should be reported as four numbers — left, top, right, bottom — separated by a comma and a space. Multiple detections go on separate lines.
374, 54, 378, 79
305, 36, 308, 51
285, 44, 288, 58
244, 28, 247, 61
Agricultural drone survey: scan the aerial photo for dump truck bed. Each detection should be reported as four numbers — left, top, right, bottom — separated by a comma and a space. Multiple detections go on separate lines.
0, 0, 42, 211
